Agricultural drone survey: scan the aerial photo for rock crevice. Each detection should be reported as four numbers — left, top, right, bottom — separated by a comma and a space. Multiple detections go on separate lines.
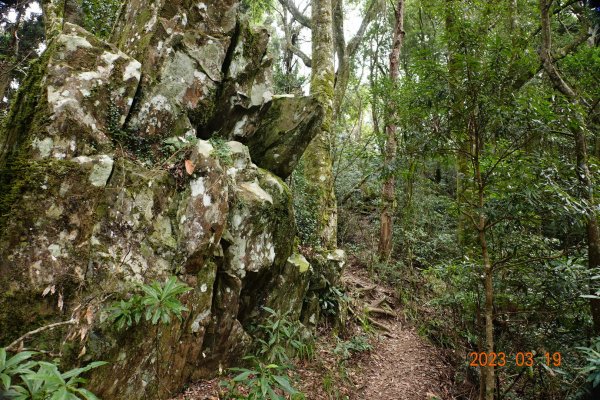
0, 1, 327, 399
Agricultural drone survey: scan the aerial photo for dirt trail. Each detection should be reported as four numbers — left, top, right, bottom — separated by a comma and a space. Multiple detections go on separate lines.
353, 325, 451, 399
171, 263, 454, 400
341, 264, 453, 400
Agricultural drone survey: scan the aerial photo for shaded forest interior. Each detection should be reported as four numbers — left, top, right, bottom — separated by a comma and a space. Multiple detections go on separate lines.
1, 0, 600, 399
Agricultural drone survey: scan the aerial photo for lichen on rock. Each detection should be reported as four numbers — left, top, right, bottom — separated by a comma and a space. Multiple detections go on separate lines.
0, 1, 323, 399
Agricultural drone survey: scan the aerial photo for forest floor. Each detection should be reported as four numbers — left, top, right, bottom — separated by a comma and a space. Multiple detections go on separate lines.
171, 259, 455, 400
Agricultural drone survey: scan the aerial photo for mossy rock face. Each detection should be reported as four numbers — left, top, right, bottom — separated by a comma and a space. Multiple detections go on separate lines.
203, 20, 273, 138
112, 0, 238, 62
309, 248, 346, 288
86, 264, 218, 399
176, 140, 229, 275
264, 253, 313, 321
113, 0, 237, 140
0, 1, 319, 398
239, 96, 325, 179
43, 23, 141, 158
196, 141, 299, 376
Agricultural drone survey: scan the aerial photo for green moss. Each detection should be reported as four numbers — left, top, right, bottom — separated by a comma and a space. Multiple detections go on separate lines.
208, 137, 233, 166
136, 32, 155, 58
188, 96, 217, 128
96, 203, 109, 219
0, 48, 54, 226
0, 290, 51, 344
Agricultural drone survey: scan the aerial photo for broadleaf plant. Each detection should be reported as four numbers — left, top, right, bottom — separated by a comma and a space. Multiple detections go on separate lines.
108, 276, 192, 330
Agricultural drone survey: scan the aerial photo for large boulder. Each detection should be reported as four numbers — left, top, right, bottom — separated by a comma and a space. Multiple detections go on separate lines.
238, 95, 324, 179
111, 0, 238, 139
0, 1, 319, 399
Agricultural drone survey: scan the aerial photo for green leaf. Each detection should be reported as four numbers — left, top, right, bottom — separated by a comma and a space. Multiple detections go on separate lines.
75, 387, 101, 400
1, 372, 10, 390
5, 351, 36, 369
62, 361, 107, 380
266, 385, 282, 400
151, 309, 161, 325
50, 386, 69, 400
259, 376, 269, 397
273, 375, 298, 394
233, 370, 254, 382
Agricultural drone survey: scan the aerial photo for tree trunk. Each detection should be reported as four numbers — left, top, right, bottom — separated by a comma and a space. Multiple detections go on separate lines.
378, 0, 405, 262
333, 0, 383, 121
0, 7, 23, 113
303, 0, 337, 249
41, 0, 83, 41
539, 0, 600, 334
445, 0, 470, 247
41, 0, 64, 40
279, 0, 382, 249
474, 138, 495, 400
332, 0, 347, 120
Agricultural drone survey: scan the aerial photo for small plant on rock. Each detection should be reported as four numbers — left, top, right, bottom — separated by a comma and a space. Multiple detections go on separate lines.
319, 286, 349, 318
208, 137, 233, 166
108, 276, 192, 330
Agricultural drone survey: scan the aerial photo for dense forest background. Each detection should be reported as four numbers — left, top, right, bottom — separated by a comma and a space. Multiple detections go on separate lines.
1, 0, 600, 399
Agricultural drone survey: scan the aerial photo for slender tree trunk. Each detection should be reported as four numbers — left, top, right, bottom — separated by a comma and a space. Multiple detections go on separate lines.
41, 0, 65, 40
41, 0, 83, 41
0, 8, 23, 112
303, 0, 337, 249
333, 0, 383, 121
539, 0, 600, 334
474, 133, 495, 400
378, 0, 405, 262
0, 65, 10, 105
332, 0, 347, 120
445, 0, 470, 247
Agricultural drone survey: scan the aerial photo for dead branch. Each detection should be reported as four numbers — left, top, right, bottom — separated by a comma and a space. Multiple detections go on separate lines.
5, 319, 77, 352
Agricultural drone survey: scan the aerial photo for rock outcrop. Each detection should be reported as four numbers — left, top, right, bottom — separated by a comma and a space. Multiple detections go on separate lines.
0, 1, 329, 399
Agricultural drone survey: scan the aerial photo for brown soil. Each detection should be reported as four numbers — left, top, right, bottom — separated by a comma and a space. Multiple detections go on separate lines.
353, 327, 452, 399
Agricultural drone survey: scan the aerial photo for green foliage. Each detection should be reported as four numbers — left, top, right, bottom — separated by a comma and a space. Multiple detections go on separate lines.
0, 349, 37, 393
107, 102, 159, 162
108, 294, 144, 331
272, 63, 307, 95
333, 335, 372, 361
220, 308, 310, 399
108, 276, 192, 330
291, 162, 319, 247
318, 286, 348, 318
0, 4, 44, 114
81, 0, 123, 39
254, 307, 314, 366
220, 357, 303, 400
334, 1, 599, 398
208, 137, 233, 166
140, 277, 191, 324
241, 0, 273, 24
0, 348, 106, 400
160, 135, 197, 157
578, 337, 600, 388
